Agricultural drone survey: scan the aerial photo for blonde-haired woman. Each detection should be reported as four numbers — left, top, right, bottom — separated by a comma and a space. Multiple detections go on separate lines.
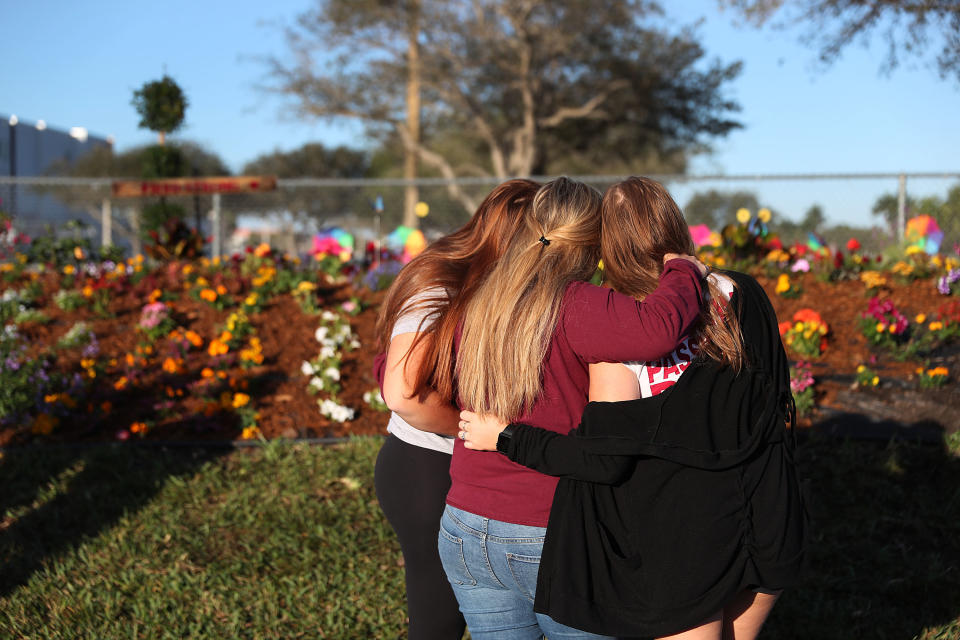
458, 177, 806, 639
437, 177, 708, 639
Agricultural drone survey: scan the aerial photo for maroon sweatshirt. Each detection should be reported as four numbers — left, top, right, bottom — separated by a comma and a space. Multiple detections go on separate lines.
446, 259, 705, 527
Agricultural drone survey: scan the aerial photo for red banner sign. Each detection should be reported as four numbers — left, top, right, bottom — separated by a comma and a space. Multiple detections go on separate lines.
112, 176, 277, 198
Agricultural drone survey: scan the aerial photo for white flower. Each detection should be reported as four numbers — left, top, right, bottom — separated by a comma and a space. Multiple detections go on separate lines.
349, 339, 361, 350
310, 376, 325, 389
300, 361, 315, 376
319, 398, 355, 422
321, 310, 338, 322
320, 346, 336, 360
363, 391, 372, 403
323, 366, 340, 381
314, 326, 329, 342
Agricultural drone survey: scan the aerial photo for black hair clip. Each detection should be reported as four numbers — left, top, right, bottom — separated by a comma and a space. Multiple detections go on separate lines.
538, 236, 551, 246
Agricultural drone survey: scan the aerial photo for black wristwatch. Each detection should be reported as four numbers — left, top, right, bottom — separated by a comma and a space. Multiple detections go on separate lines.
496, 424, 516, 454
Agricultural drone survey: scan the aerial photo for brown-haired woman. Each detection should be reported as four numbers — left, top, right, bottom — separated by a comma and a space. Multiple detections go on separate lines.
438, 177, 708, 639
374, 179, 539, 640
459, 176, 807, 640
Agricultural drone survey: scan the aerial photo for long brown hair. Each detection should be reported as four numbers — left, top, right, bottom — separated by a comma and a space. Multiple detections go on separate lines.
375, 179, 540, 403
601, 176, 745, 371
456, 177, 602, 420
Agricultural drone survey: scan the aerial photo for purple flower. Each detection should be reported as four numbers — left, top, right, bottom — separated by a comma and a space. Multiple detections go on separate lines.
939, 276, 952, 295
4, 357, 19, 371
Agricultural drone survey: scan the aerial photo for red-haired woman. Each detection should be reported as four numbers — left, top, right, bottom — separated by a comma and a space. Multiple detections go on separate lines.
373, 179, 540, 640
458, 177, 806, 640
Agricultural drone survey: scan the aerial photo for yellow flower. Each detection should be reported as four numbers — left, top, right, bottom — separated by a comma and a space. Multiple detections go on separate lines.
244, 293, 259, 306
915, 314, 927, 324
735, 208, 751, 224
871, 376, 879, 386
714, 256, 726, 266
254, 243, 271, 258
212, 256, 222, 266
929, 321, 944, 332
73, 246, 85, 260
0, 263, 13, 273
876, 323, 886, 333
757, 208, 771, 223
182, 264, 194, 276
888, 324, 898, 333
232, 393, 250, 408
775, 274, 791, 294
905, 245, 923, 256
295, 281, 317, 293
241, 426, 260, 440
857, 365, 866, 373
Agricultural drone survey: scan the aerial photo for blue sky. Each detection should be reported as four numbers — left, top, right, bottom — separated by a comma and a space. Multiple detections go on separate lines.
1, 0, 957, 227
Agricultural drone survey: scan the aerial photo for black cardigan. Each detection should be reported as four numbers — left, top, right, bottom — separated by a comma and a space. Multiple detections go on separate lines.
502, 270, 808, 637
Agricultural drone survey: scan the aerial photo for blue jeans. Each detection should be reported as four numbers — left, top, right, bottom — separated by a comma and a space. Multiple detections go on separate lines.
438, 505, 613, 640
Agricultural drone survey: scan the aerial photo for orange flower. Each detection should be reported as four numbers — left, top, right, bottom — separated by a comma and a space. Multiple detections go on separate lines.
792, 308, 823, 326
232, 392, 250, 408
162, 357, 182, 374
148, 288, 163, 303
130, 422, 148, 434
100, 401, 113, 414
201, 367, 215, 379
200, 288, 218, 302
778, 321, 792, 337
114, 376, 129, 390
207, 339, 229, 357
82, 285, 94, 298
216, 284, 227, 296
184, 330, 203, 347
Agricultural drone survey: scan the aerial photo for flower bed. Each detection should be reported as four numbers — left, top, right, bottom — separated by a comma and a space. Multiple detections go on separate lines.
2, 217, 959, 445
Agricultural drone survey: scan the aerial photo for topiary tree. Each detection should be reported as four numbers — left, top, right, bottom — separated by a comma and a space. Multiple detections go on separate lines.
131, 75, 188, 146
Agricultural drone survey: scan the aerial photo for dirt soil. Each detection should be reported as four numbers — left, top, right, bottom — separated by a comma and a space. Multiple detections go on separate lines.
2, 269, 957, 447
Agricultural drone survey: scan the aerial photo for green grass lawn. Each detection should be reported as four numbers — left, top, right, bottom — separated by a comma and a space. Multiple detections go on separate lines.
1, 435, 959, 639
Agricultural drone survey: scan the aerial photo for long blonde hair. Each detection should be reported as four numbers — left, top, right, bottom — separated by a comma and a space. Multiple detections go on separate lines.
456, 177, 602, 420
601, 176, 745, 371
375, 179, 540, 402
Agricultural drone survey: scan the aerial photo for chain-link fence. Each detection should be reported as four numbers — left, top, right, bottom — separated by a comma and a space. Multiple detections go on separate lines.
2, 173, 958, 257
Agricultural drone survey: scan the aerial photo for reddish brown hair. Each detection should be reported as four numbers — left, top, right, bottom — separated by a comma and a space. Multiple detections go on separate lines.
375, 179, 540, 402
601, 176, 745, 371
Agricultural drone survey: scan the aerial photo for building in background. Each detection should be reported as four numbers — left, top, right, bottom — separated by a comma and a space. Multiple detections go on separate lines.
1, 114, 111, 239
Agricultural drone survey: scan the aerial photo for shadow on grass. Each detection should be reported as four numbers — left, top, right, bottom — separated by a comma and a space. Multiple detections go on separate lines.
766, 421, 960, 639
0, 442, 227, 597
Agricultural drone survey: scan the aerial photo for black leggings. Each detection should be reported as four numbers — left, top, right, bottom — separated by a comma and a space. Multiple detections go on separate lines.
375, 434, 466, 640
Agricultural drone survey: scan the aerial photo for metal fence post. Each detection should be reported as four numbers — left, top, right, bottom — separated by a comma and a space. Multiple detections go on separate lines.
101, 198, 112, 248
130, 207, 142, 257
211, 193, 221, 258
897, 174, 906, 243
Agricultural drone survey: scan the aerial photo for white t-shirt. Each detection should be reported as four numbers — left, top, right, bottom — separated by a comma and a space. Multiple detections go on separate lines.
386, 287, 456, 454
623, 273, 736, 397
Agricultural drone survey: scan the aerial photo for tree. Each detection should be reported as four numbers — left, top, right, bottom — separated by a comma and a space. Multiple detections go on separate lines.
242, 143, 371, 220
718, 0, 960, 83
267, 0, 743, 212
682, 189, 763, 227
131, 75, 189, 145
801, 204, 825, 233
